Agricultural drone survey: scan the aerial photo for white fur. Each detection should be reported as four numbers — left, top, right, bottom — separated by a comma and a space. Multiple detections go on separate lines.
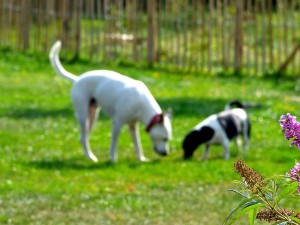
49, 41, 172, 162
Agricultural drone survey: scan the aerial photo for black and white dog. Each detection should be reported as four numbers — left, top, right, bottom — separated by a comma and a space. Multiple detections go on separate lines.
182, 101, 250, 160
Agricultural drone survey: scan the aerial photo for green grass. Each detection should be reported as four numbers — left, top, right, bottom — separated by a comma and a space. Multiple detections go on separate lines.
0, 49, 300, 225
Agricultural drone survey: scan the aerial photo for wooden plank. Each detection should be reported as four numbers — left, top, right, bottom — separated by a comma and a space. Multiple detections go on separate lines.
246, 0, 252, 73
36, 0, 43, 51
88, 0, 94, 60
183, 0, 188, 68
74, 0, 82, 60
61, 0, 69, 47
290, 0, 296, 71
283, 1, 289, 61
147, 0, 157, 65
234, 0, 243, 73
217, 0, 222, 69
132, 0, 138, 61
277, 0, 282, 65
268, 0, 273, 69
222, 0, 228, 69
167, 0, 172, 67
253, 0, 258, 73
20, 0, 31, 50
208, 0, 213, 72
176, 1, 181, 66
0, 0, 6, 44
200, 0, 205, 70
125, 0, 132, 59
191, 0, 198, 71
261, 0, 266, 71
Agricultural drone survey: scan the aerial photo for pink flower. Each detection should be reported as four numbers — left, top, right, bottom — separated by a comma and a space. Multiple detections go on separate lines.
279, 113, 300, 150
286, 162, 300, 195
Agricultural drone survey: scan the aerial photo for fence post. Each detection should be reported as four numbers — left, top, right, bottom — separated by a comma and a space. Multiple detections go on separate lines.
61, 0, 70, 47
74, 0, 82, 59
147, 0, 157, 66
20, 0, 31, 50
234, 0, 244, 73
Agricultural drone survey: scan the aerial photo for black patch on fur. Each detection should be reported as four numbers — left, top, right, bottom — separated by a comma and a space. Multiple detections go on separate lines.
183, 126, 214, 159
217, 113, 241, 140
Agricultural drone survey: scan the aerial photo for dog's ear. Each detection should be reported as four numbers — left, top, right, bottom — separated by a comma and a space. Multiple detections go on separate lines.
164, 108, 172, 120
157, 113, 164, 123
182, 126, 215, 159
182, 130, 201, 158
154, 114, 164, 124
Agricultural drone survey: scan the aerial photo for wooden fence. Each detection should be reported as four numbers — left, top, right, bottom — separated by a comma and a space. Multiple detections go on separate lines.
0, 0, 299, 75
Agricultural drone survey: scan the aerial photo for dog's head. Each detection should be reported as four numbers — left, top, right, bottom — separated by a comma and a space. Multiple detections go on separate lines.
147, 112, 172, 156
182, 126, 214, 159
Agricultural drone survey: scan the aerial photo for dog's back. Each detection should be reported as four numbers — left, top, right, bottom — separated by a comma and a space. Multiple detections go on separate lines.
217, 108, 249, 140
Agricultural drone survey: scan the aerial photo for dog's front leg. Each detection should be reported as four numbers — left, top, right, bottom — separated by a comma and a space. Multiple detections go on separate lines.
201, 144, 210, 161
128, 122, 148, 162
110, 120, 122, 162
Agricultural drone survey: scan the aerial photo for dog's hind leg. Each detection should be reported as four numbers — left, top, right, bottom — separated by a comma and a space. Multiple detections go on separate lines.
128, 122, 147, 162
241, 134, 250, 157
241, 122, 250, 157
88, 98, 100, 133
235, 137, 242, 153
74, 102, 99, 162
222, 140, 230, 159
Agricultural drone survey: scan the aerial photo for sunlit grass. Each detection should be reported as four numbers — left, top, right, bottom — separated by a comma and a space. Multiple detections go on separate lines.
0, 49, 299, 224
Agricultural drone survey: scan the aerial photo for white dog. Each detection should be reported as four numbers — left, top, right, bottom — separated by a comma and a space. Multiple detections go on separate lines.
49, 41, 172, 162
182, 101, 250, 160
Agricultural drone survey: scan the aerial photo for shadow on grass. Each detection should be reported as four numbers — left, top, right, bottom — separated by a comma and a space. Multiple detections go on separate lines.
4, 106, 109, 120
4, 106, 73, 119
157, 97, 264, 118
26, 157, 163, 171
26, 158, 115, 170
5, 97, 263, 119
153, 97, 227, 118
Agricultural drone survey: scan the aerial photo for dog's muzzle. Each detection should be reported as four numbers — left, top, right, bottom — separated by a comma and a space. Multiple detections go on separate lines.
154, 147, 168, 156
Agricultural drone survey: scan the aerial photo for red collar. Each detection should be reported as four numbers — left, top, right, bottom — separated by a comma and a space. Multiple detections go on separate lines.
146, 114, 164, 132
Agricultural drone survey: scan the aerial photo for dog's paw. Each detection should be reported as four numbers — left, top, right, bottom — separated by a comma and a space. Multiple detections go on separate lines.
88, 154, 99, 163
110, 155, 118, 163
139, 156, 149, 162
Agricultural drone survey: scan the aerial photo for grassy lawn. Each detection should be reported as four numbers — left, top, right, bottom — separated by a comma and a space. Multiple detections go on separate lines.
0, 49, 299, 225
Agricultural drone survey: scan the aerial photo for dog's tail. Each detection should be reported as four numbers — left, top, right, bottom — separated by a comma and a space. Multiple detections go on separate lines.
225, 100, 245, 110
49, 40, 78, 82
225, 100, 263, 110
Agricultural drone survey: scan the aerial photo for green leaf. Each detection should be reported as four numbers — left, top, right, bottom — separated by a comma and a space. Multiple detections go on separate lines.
223, 198, 255, 225
233, 202, 266, 223
227, 189, 250, 199
248, 207, 258, 225
290, 216, 300, 223
292, 207, 300, 217
223, 200, 266, 225
275, 182, 298, 204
